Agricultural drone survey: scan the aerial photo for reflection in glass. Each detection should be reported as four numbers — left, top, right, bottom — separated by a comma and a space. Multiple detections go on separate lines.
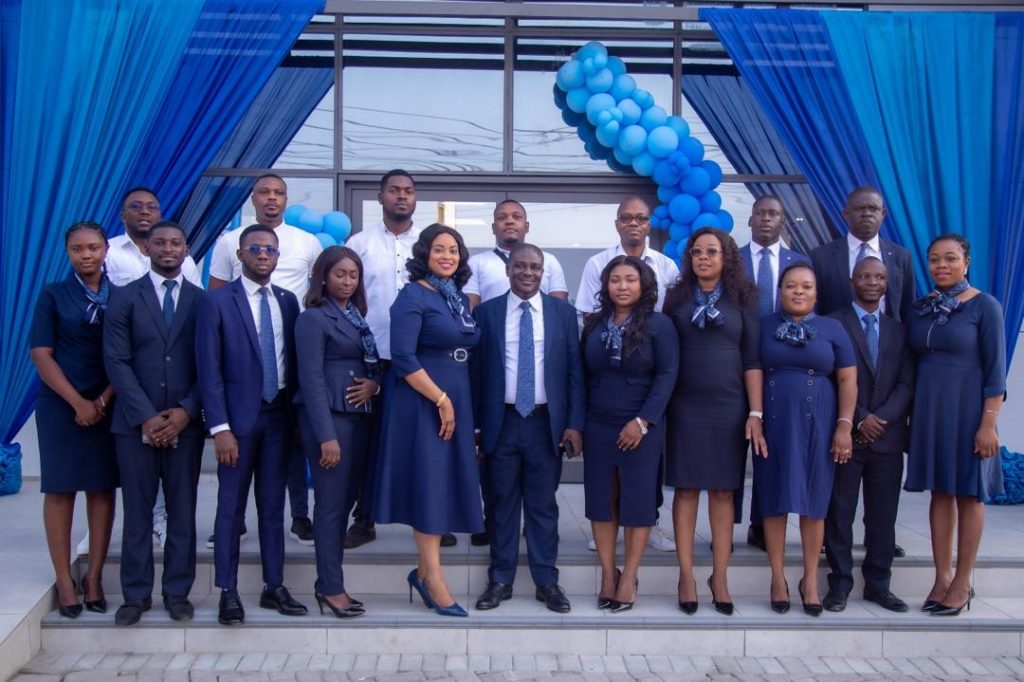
249, 177, 334, 221
274, 86, 334, 170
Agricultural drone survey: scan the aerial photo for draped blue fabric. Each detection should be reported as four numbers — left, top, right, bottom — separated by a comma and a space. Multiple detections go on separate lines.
0, 0, 321, 489
176, 66, 334, 260
682, 75, 836, 254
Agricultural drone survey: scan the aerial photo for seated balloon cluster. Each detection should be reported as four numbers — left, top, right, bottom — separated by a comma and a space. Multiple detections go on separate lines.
553, 41, 735, 264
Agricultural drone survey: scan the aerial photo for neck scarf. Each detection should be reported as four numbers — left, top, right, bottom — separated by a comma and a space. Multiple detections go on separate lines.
600, 313, 632, 368
332, 299, 380, 371
914, 278, 970, 326
691, 283, 725, 329
425, 273, 476, 335
775, 312, 817, 347
75, 273, 110, 325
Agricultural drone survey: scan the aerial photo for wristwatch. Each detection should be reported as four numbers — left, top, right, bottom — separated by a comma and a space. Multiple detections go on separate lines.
634, 417, 649, 436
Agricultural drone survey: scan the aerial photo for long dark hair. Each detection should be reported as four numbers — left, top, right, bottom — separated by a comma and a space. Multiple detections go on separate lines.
305, 246, 368, 315
405, 223, 472, 289
664, 227, 756, 314
583, 255, 658, 360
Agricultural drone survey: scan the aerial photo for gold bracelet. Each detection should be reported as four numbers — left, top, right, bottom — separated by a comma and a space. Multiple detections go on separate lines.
984, 409, 999, 416
436, 392, 448, 408
836, 417, 853, 426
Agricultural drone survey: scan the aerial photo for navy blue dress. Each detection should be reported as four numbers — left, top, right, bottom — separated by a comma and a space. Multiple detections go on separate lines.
373, 283, 483, 534
30, 276, 118, 493
755, 313, 855, 519
583, 313, 678, 527
905, 293, 1006, 501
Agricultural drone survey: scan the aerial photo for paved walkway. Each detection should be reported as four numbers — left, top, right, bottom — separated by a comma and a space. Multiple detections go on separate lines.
14, 652, 1024, 680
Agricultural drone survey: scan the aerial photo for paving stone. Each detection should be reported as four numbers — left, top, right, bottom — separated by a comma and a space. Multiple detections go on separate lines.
376, 655, 400, 672
580, 656, 605, 673
266, 674, 297, 682
10, 675, 62, 682
285, 655, 314, 673
737, 658, 763, 674
603, 656, 627, 673
908, 658, 943, 676
887, 658, 919, 676
445, 656, 469, 672
187, 671, 220, 682
488, 654, 513, 672
668, 656, 698, 674
296, 672, 325, 682
74, 653, 107, 670
557, 656, 582, 672
308, 655, 333, 672
214, 654, 244, 672
822, 658, 854, 674
535, 655, 558, 672
137, 671, 169, 682
776, 658, 808, 675
512, 655, 537, 672
801, 658, 831, 675
239, 654, 269, 672
755, 658, 785, 675
261, 654, 290, 672
97, 655, 130, 670
331, 656, 355, 672
161, 672, 189, 682
219, 674, 270, 682
65, 673, 121, 682
468, 655, 490, 672
352, 655, 378, 671
978, 658, 1016, 675
1000, 657, 1024, 675
645, 657, 672, 674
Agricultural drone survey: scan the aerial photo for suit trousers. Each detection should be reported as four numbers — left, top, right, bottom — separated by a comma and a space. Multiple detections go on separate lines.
733, 452, 763, 527
297, 408, 370, 595
286, 436, 309, 520
825, 447, 904, 595
214, 397, 291, 591
116, 434, 203, 604
351, 361, 390, 528
486, 407, 561, 587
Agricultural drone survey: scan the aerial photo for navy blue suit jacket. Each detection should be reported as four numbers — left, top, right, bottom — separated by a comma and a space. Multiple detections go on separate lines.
195, 278, 299, 438
739, 242, 810, 311
103, 274, 205, 437
811, 237, 915, 322
471, 292, 585, 456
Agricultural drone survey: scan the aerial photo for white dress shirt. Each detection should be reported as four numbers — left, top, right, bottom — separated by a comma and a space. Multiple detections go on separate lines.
208, 222, 322, 309
749, 240, 781, 312
504, 291, 547, 406
846, 232, 886, 313
346, 221, 420, 360
105, 234, 202, 288
575, 243, 680, 314
148, 270, 184, 312
464, 247, 569, 303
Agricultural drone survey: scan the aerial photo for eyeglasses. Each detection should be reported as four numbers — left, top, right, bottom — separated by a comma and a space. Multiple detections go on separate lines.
126, 202, 160, 212
617, 214, 650, 225
690, 247, 721, 258
244, 244, 279, 256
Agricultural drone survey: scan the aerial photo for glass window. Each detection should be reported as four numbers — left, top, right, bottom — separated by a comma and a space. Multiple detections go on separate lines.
274, 86, 334, 170
238, 177, 334, 223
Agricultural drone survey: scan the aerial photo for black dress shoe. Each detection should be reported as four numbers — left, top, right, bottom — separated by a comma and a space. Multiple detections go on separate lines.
746, 524, 766, 551
470, 532, 490, 546
822, 590, 848, 612
893, 544, 906, 558
218, 590, 245, 626
475, 582, 513, 610
259, 585, 307, 616
115, 598, 152, 627
343, 523, 376, 549
864, 590, 909, 613
163, 595, 195, 621
535, 583, 571, 613
440, 532, 458, 547
289, 516, 314, 546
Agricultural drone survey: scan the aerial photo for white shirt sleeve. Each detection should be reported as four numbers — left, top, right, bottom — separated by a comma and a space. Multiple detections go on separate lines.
208, 232, 237, 281
182, 256, 203, 288
575, 256, 602, 314
544, 252, 568, 294
463, 254, 482, 296
346, 230, 368, 259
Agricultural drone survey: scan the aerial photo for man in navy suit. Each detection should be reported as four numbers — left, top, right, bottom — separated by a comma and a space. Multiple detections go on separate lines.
737, 195, 810, 550
471, 244, 585, 613
196, 224, 307, 626
104, 221, 206, 626
811, 187, 916, 322
824, 257, 914, 613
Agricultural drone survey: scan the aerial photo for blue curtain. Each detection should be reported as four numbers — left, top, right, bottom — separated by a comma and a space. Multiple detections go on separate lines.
0, 0, 321, 484
682, 75, 836, 254
178, 66, 334, 260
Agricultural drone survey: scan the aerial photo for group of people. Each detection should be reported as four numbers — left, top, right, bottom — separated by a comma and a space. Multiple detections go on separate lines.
32, 170, 1006, 627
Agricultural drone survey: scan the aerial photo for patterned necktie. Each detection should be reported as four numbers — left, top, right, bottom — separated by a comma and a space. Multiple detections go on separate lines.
856, 241, 870, 265
515, 300, 536, 418
756, 249, 774, 317
862, 312, 878, 374
162, 280, 177, 330
259, 287, 279, 403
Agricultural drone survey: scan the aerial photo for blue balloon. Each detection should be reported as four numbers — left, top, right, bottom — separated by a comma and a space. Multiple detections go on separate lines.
666, 115, 691, 141
664, 240, 680, 261
673, 153, 691, 173
576, 123, 596, 144
652, 158, 682, 187
717, 209, 735, 232
632, 151, 657, 177
596, 110, 612, 126
699, 190, 722, 214
617, 125, 647, 157
609, 107, 623, 122
640, 105, 668, 132
556, 60, 586, 91
609, 73, 637, 101
593, 52, 608, 70
649, 215, 662, 230
680, 136, 705, 165
646, 125, 679, 159
632, 89, 654, 110
576, 41, 607, 62
553, 82, 568, 107
284, 204, 307, 226
606, 157, 632, 174
585, 93, 616, 125
314, 232, 336, 249
653, 205, 669, 220
669, 193, 701, 224
668, 223, 687, 242
586, 68, 614, 94
566, 87, 591, 113
681, 167, 711, 196
596, 120, 620, 148
692, 212, 722, 230
613, 145, 634, 166
298, 209, 324, 234
582, 58, 597, 76
323, 211, 352, 242
607, 55, 627, 76
656, 185, 680, 204
560, 107, 585, 127
618, 98, 642, 125
701, 159, 723, 188
590, 142, 612, 161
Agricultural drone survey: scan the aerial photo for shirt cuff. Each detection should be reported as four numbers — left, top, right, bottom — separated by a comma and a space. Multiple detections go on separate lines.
209, 423, 230, 435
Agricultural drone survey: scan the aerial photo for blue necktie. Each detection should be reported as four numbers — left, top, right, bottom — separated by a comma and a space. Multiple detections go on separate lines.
856, 241, 870, 265
162, 279, 176, 330
259, 287, 279, 403
515, 300, 536, 418
756, 249, 774, 317
863, 313, 878, 374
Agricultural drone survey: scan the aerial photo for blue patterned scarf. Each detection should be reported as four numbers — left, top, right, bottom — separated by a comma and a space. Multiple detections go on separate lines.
775, 312, 817, 347
914, 278, 970, 326
600, 313, 632, 367
426, 273, 476, 335
691, 283, 725, 329
75, 273, 110, 325
332, 299, 380, 372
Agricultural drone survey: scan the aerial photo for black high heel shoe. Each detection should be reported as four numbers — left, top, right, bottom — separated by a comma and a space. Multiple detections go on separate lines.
770, 580, 791, 614
798, 579, 822, 617
931, 587, 974, 617
57, 579, 82, 619
84, 577, 107, 613
315, 593, 365, 618
610, 577, 638, 613
707, 574, 734, 616
598, 568, 621, 610
678, 576, 698, 615
924, 587, 973, 613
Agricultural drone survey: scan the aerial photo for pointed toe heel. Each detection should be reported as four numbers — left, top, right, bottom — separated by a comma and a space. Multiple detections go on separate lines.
707, 575, 734, 616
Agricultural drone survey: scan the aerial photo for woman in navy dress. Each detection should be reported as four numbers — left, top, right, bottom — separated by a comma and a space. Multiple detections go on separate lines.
905, 234, 1006, 616
295, 246, 380, 619
374, 223, 481, 617
663, 228, 765, 616
583, 256, 678, 612
30, 222, 118, 618
756, 262, 856, 616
